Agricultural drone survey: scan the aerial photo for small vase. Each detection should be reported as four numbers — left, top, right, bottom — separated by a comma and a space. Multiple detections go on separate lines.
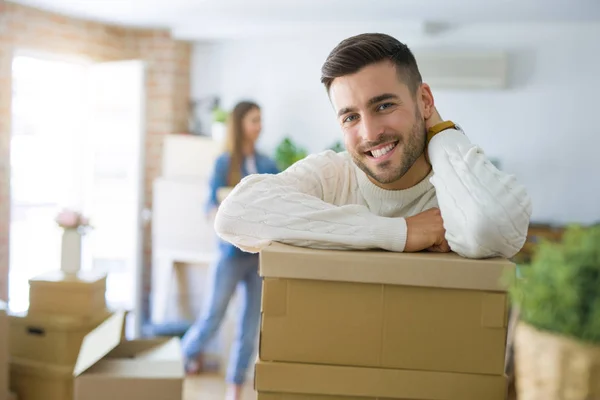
211, 121, 225, 142
514, 322, 600, 400
60, 227, 82, 276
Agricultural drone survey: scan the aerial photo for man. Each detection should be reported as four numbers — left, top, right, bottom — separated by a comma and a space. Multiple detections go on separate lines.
214, 33, 532, 259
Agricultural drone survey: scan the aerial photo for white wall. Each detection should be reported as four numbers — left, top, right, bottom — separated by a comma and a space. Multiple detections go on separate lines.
191, 23, 600, 225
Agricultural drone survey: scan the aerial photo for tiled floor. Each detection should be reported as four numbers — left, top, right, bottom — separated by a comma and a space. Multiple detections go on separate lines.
184, 375, 257, 400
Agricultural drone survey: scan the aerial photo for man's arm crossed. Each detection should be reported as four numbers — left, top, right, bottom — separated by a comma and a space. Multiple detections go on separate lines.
428, 125, 532, 259
214, 151, 409, 253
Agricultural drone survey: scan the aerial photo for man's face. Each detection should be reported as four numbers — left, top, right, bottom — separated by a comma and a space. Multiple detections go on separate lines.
329, 61, 427, 188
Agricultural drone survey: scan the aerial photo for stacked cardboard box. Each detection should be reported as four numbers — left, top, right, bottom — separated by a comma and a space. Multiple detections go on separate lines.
10, 312, 184, 400
9, 269, 111, 400
9, 269, 185, 400
27, 270, 108, 317
255, 243, 514, 400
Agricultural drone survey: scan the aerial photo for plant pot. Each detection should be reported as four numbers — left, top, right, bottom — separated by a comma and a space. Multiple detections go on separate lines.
514, 321, 600, 400
211, 121, 226, 142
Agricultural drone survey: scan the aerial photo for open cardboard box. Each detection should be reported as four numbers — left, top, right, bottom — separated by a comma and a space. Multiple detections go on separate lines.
10, 312, 184, 400
259, 243, 515, 376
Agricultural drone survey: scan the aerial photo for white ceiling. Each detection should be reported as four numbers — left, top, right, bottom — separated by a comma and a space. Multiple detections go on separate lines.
10, 0, 600, 40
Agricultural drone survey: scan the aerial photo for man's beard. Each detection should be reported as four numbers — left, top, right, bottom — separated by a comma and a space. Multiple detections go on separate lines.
351, 109, 426, 185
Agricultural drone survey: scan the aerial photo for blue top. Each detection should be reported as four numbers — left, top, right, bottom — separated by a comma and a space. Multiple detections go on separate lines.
208, 151, 280, 258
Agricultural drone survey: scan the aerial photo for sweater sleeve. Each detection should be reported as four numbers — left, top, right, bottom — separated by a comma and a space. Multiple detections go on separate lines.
428, 127, 532, 259
214, 150, 408, 253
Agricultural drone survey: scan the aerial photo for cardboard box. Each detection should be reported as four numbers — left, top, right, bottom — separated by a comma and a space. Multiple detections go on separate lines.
255, 360, 508, 400
152, 178, 219, 255
74, 338, 184, 400
0, 302, 8, 400
10, 312, 184, 400
28, 270, 107, 318
161, 134, 221, 179
9, 309, 111, 365
259, 243, 515, 375
10, 360, 71, 400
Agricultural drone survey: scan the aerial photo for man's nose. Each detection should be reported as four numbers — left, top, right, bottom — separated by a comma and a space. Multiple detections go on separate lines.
360, 115, 384, 142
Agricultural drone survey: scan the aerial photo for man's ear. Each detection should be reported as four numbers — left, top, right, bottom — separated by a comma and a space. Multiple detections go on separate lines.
419, 83, 435, 119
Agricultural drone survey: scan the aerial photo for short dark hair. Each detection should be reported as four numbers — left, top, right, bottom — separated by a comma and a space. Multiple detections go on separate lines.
321, 33, 422, 94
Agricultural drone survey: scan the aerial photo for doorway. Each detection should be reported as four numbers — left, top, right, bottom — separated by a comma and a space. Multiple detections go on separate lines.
9, 53, 146, 337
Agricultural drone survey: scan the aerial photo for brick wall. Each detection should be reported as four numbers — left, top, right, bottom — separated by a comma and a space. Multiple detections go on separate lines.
0, 1, 191, 315
136, 32, 191, 317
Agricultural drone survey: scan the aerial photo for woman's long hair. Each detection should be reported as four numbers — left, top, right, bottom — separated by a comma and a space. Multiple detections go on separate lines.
224, 101, 260, 186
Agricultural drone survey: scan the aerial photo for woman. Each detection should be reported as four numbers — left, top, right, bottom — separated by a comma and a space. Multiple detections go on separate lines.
181, 101, 279, 400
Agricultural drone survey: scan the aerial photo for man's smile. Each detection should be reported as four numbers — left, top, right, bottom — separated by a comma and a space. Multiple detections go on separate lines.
364, 141, 399, 160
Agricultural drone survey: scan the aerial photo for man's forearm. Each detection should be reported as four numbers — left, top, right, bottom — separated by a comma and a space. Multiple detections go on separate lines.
214, 173, 408, 253
427, 127, 532, 258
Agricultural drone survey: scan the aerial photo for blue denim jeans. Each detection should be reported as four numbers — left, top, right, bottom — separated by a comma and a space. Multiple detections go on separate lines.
181, 254, 262, 385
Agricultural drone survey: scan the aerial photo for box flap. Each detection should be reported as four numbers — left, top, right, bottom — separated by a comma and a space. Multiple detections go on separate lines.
105, 338, 183, 363
260, 242, 515, 291
73, 311, 126, 377
255, 360, 507, 400
133, 338, 182, 361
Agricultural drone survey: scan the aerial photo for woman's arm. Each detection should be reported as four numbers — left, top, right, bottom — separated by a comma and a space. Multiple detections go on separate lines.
206, 155, 229, 215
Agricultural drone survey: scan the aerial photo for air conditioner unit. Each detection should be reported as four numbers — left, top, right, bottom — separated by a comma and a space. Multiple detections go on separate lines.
413, 51, 508, 90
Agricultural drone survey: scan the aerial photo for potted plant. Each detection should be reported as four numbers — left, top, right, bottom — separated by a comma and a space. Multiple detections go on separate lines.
509, 224, 600, 399
211, 100, 229, 142
274, 137, 308, 171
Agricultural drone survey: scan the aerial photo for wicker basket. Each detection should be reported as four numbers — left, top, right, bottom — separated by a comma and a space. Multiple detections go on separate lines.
514, 322, 600, 400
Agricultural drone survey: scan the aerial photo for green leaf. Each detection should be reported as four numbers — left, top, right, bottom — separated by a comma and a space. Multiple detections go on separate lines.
274, 137, 308, 171
212, 108, 228, 123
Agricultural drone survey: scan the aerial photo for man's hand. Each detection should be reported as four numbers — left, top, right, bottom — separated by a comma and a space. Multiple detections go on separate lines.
404, 208, 451, 253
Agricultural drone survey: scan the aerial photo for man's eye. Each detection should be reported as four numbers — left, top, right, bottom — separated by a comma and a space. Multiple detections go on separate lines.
343, 114, 359, 123
377, 103, 394, 111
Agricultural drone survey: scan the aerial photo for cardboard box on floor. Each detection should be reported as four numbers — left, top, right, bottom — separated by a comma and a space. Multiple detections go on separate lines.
10, 312, 184, 400
255, 360, 508, 400
259, 243, 515, 376
0, 302, 8, 400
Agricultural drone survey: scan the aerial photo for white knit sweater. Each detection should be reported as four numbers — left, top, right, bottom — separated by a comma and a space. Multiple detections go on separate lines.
214, 127, 532, 259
